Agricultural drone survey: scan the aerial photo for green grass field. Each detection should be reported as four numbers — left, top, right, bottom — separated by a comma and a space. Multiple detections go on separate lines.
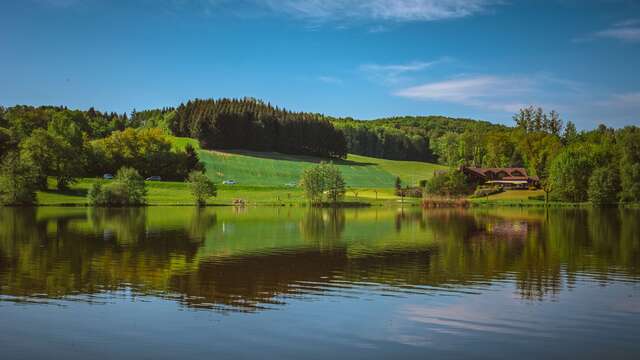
169, 136, 446, 188
198, 149, 445, 188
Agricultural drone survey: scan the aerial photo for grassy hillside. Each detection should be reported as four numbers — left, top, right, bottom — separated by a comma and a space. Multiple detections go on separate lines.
198, 149, 445, 188
169, 136, 446, 187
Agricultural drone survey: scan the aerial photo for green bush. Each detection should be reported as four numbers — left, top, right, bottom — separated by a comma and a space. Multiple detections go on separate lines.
472, 185, 503, 198
425, 169, 469, 197
88, 167, 147, 206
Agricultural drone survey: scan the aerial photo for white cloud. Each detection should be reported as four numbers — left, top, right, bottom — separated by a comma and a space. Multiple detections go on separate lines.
393, 74, 577, 114
360, 59, 448, 84
580, 19, 640, 43
596, 28, 640, 42
395, 75, 525, 109
250, 0, 497, 22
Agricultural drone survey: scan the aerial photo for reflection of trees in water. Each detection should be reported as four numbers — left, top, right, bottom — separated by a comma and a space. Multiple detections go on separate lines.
0, 207, 639, 310
299, 208, 345, 247
0, 208, 216, 300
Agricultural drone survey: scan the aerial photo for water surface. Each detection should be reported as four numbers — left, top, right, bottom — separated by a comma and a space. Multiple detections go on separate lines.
1, 207, 639, 359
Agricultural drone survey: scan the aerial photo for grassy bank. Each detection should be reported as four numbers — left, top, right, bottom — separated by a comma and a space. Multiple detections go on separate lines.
469, 189, 589, 207
35, 178, 421, 206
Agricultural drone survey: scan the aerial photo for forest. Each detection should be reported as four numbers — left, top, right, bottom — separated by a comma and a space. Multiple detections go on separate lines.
1, 98, 639, 205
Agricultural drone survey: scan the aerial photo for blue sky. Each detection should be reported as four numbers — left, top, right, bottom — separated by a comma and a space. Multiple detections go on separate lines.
1, 0, 639, 129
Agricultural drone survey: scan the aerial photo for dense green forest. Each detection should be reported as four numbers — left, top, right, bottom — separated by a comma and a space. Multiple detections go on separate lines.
165, 98, 346, 158
1, 98, 639, 206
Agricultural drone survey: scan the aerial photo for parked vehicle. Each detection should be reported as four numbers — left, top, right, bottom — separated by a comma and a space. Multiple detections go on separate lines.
145, 176, 162, 181
103, 174, 114, 180
222, 180, 237, 185
284, 182, 297, 187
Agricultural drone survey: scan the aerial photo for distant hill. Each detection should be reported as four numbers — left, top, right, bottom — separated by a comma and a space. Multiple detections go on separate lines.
134, 97, 504, 163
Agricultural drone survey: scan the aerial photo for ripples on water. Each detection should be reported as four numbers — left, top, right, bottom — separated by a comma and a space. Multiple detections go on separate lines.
0, 207, 639, 359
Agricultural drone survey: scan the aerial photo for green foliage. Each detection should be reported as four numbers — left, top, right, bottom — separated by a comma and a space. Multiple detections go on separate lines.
426, 170, 469, 197
300, 162, 346, 205
549, 146, 595, 202
618, 127, 640, 202
187, 171, 217, 206
588, 167, 621, 206
0, 152, 39, 205
513, 106, 564, 135
88, 167, 147, 206
20, 122, 86, 190
0, 126, 13, 159
90, 128, 201, 180
323, 164, 346, 204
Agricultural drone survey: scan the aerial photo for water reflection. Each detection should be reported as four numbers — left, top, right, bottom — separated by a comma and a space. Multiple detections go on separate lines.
0, 207, 638, 311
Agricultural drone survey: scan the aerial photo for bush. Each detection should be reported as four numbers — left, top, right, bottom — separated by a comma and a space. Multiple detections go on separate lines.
0, 152, 39, 205
471, 185, 503, 198
588, 167, 620, 206
425, 169, 470, 197
88, 167, 147, 206
188, 171, 217, 206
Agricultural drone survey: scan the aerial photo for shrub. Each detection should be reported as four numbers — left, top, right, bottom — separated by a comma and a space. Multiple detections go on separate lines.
88, 167, 147, 206
188, 171, 217, 206
425, 169, 470, 197
471, 185, 503, 198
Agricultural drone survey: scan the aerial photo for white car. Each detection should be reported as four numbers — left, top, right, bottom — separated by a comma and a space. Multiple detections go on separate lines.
222, 180, 237, 185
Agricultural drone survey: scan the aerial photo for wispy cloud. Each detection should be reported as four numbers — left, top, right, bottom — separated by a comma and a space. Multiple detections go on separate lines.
394, 74, 576, 113
578, 19, 640, 43
597, 92, 640, 107
395, 75, 520, 112
317, 75, 343, 84
36, 1, 500, 23
360, 59, 449, 84
266, 0, 497, 22
200, 0, 499, 23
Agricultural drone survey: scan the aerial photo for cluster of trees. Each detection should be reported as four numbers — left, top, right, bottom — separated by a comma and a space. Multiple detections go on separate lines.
89, 128, 203, 180
169, 98, 347, 158
299, 162, 346, 205
332, 115, 502, 162
547, 126, 640, 205
0, 106, 204, 205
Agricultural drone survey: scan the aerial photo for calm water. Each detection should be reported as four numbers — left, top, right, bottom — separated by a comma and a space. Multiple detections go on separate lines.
0, 206, 639, 359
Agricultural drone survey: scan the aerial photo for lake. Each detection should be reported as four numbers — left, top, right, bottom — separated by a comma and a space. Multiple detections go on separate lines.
1, 206, 639, 359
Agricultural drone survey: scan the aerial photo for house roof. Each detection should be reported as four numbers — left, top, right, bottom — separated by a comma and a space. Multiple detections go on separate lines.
463, 167, 529, 178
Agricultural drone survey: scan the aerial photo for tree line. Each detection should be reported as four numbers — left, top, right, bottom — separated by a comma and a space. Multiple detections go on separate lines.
169, 98, 347, 158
